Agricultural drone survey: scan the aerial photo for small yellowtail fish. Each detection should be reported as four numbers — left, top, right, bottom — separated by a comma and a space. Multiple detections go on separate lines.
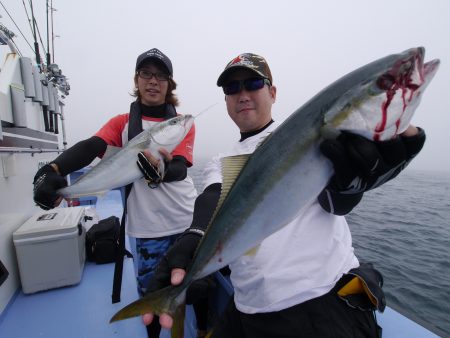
57, 115, 194, 198
110, 47, 439, 338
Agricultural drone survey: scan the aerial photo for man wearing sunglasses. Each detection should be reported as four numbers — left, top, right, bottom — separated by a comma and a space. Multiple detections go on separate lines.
143, 53, 426, 337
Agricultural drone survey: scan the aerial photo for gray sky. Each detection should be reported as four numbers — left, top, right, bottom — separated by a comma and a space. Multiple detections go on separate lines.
3, 0, 450, 172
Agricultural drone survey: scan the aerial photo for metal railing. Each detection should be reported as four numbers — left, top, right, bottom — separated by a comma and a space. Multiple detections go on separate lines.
0, 147, 63, 154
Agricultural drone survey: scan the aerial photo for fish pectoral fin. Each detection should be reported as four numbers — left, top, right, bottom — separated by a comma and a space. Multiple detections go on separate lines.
102, 145, 122, 160
84, 190, 109, 198
64, 190, 109, 199
244, 245, 261, 256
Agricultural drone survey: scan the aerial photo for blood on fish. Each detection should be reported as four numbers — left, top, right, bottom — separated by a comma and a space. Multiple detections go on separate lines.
374, 54, 423, 141
215, 241, 224, 263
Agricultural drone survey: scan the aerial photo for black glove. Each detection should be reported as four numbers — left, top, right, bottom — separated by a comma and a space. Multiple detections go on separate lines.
146, 229, 203, 294
136, 152, 164, 188
33, 164, 67, 210
321, 130, 425, 193
318, 129, 425, 214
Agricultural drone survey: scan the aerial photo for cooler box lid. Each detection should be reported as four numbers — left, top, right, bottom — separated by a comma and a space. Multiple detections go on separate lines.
13, 207, 85, 241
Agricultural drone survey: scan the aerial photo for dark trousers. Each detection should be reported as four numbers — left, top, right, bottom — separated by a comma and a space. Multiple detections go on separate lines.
146, 317, 161, 338
211, 288, 381, 338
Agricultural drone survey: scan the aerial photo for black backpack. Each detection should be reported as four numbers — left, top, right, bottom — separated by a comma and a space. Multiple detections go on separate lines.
86, 216, 120, 264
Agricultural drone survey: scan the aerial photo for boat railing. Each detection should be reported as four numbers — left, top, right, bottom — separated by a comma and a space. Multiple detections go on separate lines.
0, 147, 63, 154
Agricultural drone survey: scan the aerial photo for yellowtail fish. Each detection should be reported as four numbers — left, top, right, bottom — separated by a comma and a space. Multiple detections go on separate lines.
58, 115, 194, 198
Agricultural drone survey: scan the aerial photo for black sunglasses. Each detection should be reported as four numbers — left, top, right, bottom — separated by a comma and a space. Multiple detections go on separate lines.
222, 78, 271, 95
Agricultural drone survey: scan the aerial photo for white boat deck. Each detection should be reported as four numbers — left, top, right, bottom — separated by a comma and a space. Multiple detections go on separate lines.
378, 307, 441, 338
0, 259, 147, 337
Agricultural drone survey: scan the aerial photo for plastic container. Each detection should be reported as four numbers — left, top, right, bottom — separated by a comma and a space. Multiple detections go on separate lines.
13, 207, 86, 294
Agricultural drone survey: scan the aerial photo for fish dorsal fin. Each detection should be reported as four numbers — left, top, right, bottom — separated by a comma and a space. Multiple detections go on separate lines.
205, 154, 250, 231
219, 154, 250, 205
103, 145, 122, 160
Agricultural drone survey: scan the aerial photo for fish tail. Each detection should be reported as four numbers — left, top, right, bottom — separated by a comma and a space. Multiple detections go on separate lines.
109, 284, 186, 324
171, 302, 186, 338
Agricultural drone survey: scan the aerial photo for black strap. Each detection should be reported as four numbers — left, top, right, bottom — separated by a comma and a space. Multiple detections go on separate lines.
127, 101, 177, 140
111, 184, 132, 303
111, 101, 141, 304
127, 101, 144, 140
111, 101, 177, 303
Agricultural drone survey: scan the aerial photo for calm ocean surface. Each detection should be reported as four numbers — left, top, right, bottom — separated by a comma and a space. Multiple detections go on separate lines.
188, 160, 450, 336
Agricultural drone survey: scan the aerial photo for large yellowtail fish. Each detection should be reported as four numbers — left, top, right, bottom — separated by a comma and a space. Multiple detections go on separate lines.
57, 115, 194, 198
110, 47, 439, 337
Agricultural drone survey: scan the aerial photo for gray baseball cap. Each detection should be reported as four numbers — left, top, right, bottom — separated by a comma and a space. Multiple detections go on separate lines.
135, 48, 173, 76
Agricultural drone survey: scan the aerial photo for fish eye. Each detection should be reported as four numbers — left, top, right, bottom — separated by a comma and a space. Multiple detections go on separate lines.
402, 60, 412, 71
376, 74, 396, 90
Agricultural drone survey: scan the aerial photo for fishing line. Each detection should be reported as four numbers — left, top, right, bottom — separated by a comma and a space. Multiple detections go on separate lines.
194, 102, 219, 119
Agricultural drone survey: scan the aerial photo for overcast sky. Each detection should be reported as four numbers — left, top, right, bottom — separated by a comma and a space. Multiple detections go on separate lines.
3, 0, 450, 172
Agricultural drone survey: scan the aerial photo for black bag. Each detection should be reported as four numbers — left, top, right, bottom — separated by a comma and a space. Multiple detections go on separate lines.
86, 216, 120, 264
336, 262, 386, 312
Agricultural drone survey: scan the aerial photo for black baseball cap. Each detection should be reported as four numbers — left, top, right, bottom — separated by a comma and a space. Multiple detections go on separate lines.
135, 48, 173, 76
217, 53, 272, 86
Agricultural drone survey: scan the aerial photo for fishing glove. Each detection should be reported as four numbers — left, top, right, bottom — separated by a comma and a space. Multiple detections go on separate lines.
33, 164, 67, 210
137, 153, 188, 188
146, 183, 221, 297
146, 228, 204, 293
146, 229, 216, 305
318, 128, 426, 214
137, 152, 164, 188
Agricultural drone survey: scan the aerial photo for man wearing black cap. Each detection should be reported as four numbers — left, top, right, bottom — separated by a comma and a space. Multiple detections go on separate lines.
142, 52, 426, 337
32, 48, 198, 337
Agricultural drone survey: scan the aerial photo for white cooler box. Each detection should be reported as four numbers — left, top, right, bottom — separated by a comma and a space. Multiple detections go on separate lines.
13, 206, 87, 294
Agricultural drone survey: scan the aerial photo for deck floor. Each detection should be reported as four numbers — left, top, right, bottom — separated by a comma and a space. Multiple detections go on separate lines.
0, 259, 147, 338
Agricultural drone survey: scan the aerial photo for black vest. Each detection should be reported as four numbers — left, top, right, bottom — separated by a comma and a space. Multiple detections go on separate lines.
127, 101, 177, 141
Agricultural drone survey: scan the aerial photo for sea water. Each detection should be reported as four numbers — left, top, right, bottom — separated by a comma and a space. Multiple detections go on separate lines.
348, 169, 450, 336
188, 161, 450, 336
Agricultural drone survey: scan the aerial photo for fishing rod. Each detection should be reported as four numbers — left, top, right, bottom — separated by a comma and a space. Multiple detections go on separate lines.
46, 0, 51, 65
50, 0, 55, 63
29, 0, 42, 68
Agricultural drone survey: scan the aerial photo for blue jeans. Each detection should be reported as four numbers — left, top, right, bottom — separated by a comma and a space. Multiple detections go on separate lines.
134, 234, 180, 295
